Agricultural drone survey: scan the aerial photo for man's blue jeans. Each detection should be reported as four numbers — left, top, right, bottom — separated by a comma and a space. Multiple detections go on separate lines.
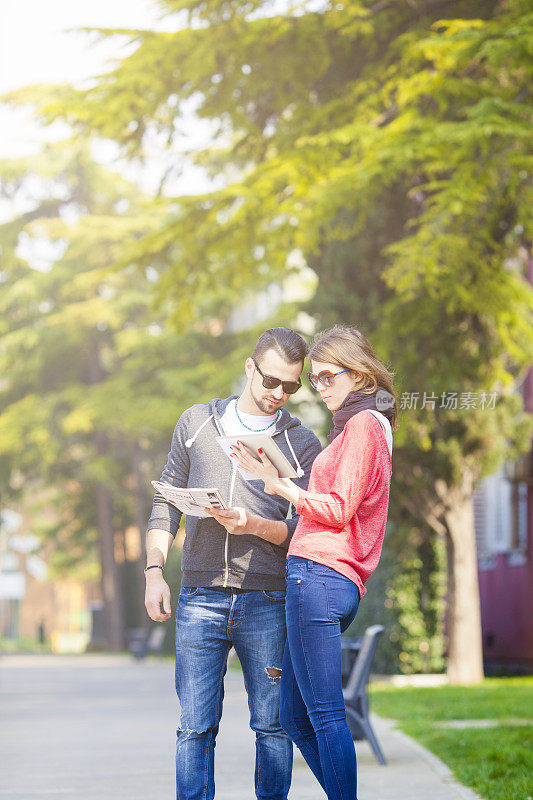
175, 586, 293, 800
279, 556, 360, 800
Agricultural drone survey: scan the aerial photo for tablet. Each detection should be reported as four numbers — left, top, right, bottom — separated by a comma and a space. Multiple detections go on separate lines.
216, 434, 298, 479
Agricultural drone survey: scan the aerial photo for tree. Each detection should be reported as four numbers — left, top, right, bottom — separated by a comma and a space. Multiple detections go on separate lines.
0, 140, 252, 648
4, 0, 533, 679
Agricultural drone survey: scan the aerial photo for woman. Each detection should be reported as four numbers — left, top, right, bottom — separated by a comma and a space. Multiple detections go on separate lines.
231, 325, 397, 800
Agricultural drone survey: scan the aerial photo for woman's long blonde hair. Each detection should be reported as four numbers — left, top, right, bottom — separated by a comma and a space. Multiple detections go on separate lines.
309, 325, 399, 431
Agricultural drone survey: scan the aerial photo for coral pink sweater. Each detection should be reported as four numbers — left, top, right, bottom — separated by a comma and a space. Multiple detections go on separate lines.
288, 410, 392, 598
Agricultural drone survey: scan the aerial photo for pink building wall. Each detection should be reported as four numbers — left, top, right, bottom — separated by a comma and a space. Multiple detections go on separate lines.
478, 360, 533, 666
478, 542, 533, 664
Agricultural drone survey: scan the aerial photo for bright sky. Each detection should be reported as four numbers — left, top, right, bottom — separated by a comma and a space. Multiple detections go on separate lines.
0, 0, 214, 196
0, 0, 172, 94
0, 1, 160, 149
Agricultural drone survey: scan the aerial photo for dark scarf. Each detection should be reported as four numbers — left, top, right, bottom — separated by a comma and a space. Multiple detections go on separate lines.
328, 388, 396, 443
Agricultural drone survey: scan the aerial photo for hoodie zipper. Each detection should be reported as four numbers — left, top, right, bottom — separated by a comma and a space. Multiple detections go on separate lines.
223, 463, 238, 587
210, 407, 234, 588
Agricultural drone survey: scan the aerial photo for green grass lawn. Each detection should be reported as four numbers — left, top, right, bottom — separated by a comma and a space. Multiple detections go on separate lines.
369, 677, 533, 800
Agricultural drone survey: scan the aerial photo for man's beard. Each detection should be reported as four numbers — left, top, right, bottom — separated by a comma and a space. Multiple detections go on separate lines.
251, 386, 282, 415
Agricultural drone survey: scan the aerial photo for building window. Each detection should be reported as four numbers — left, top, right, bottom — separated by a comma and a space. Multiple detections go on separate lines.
475, 458, 530, 568
510, 481, 528, 552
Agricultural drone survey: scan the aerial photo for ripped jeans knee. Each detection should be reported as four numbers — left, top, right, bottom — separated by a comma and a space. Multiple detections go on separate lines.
176, 721, 219, 747
265, 666, 282, 681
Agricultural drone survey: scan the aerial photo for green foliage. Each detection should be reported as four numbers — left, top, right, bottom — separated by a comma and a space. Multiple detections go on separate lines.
0, 140, 247, 578
13, 0, 527, 482
5, 0, 531, 413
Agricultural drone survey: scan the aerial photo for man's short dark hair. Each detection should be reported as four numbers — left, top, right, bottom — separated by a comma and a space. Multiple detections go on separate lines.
252, 327, 309, 365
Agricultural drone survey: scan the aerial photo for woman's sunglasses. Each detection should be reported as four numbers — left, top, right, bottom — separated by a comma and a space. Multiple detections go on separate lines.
307, 368, 350, 390
253, 359, 302, 395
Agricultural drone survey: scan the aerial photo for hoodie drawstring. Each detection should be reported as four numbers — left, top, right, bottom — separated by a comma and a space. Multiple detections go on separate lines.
185, 414, 214, 448
284, 429, 305, 478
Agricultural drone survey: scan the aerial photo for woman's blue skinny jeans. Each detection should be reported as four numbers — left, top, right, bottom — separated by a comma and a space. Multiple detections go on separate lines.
279, 555, 360, 800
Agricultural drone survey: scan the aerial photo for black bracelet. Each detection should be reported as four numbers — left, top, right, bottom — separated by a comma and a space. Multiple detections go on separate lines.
144, 565, 164, 574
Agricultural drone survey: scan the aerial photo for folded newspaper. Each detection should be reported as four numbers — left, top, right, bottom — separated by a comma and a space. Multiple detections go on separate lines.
151, 481, 228, 519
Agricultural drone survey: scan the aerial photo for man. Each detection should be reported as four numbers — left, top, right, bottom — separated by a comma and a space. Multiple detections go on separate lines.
145, 327, 322, 800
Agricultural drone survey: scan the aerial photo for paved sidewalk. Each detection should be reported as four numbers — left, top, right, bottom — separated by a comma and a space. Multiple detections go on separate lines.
0, 654, 481, 800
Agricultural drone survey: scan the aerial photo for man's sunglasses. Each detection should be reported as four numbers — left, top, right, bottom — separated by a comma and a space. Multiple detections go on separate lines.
307, 368, 350, 390
253, 359, 302, 395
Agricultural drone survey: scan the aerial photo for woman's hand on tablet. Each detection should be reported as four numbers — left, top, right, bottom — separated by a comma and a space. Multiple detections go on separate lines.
230, 442, 299, 504
230, 442, 280, 493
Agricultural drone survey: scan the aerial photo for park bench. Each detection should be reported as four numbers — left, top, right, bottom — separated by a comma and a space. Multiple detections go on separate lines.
127, 624, 166, 659
341, 623, 386, 765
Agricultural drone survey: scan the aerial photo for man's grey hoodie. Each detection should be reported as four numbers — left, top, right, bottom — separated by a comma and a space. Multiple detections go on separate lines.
147, 395, 322, 590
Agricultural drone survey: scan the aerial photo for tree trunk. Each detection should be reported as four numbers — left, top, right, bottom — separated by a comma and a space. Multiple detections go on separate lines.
95, 475, 125, 650
439, 482, 484, 684
88, 339, 126, 650
133, 445, 149, 628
